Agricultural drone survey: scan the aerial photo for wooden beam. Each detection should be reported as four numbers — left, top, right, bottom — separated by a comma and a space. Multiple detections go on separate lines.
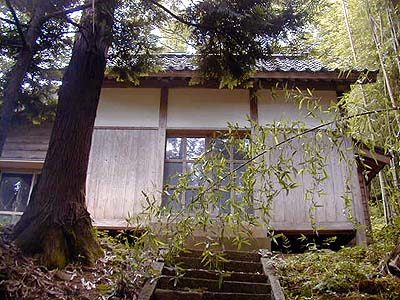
0, 159, 44, 170
93, 126, 158, 131
140, 70, 377, 83
166, 128, 250, 137
274, 229, 356, 235
103, 77, 359, 91
358, 148, 391, 164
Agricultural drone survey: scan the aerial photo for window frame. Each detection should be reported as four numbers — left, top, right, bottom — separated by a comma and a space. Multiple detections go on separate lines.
163, 130, 251, 214
0, 169, 39, 216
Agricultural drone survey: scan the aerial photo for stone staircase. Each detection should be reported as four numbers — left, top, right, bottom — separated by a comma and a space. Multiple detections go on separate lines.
139, 249, 284, 300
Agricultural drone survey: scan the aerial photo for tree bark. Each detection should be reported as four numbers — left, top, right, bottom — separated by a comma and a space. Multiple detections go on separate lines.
13, 0, 117, 269
0, 1, 54, 155
381, 243, 400, 276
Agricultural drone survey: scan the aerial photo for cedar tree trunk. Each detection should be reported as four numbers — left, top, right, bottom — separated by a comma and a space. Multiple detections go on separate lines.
13, 0, 117, 269
0, 1, 54, 154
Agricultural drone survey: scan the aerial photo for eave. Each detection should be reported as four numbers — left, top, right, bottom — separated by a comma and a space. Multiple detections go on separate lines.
103, 69, 378, 91
356, 147, 391, 184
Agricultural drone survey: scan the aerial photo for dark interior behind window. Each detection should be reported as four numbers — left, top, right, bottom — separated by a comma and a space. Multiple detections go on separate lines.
0, 173, 33, 212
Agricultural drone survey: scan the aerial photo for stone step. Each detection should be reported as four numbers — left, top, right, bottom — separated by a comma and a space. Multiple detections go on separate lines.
178, 249, 261, 262
158, 275, 271, 294
153, 289, 271, 300
171, 256, 263, 273
162, 267, 268, 283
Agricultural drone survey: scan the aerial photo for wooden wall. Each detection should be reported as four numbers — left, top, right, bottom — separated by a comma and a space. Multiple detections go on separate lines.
86, 128, 164, 220
264, 134, 355, 231
0, 87, 367, 240
1, 124, 52, 161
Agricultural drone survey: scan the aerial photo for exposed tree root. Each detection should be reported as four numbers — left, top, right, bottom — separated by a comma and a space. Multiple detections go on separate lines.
14, 211, 102, 269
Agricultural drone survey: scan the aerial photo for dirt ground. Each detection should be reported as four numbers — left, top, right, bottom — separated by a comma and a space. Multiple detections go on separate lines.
0, 226, 148, 300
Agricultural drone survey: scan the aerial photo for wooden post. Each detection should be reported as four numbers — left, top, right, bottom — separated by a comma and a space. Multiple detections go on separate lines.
157, 86, 169, 206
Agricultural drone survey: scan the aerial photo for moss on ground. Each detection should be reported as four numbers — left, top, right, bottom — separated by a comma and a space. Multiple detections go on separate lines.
276, 217, 400, 300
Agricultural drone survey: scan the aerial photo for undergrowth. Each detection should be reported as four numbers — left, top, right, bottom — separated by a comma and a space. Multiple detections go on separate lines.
276, 216, 400, 300
0, 227, 154, 300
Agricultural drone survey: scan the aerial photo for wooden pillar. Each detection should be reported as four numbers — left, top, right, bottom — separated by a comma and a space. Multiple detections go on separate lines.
157, 86, 168, 205
250, 86, 259, 124
357, 166, 373, 243
159, 87, 168, 129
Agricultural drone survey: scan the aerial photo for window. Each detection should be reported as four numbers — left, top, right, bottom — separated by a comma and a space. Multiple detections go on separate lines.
163, 133, 251, 214
0, 172, 38, 222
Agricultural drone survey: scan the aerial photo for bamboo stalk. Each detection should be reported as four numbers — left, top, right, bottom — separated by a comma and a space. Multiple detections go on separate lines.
341, 0, 374, 136
342, 0, 358, 63
379, 170, 393, 224
386, 2, 400, 75
365, 0, 400, 128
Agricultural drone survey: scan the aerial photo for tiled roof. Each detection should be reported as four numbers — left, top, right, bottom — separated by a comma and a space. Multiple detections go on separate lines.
158, 53, 335, 73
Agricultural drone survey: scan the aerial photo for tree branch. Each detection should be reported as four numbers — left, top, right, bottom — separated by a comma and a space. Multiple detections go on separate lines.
64, 17, 90, 45
4, 0, 26, 46
146, 0, 210, 30
40, 3, 92, 23
64, 17, 84, 31
167, 106, 400, 223
0, 16, 27, 27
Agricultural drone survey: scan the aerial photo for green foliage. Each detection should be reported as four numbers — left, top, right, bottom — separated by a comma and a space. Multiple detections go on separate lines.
106, 0, 162, 83
276, 217, 400, 299
311, 0, 400, 144
1, 0, 324, 122
127, 88, 382, 271
187, 0, 323, 84
95, 230, 161, 298
0, 1, 75, 123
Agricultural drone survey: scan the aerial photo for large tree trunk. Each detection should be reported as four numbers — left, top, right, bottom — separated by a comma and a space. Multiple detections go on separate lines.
0, 1, 54, 154
13, 0, 117, 269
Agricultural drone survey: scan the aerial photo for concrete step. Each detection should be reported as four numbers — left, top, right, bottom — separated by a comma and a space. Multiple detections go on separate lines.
171, 256, 263, 273
178, 249, 261, 262
158, 275, 271, 294
162, 267, 268, 283
153, 289, 271, 300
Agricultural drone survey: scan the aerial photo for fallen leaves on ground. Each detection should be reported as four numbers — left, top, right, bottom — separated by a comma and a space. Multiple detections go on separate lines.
0, 226, 150, 300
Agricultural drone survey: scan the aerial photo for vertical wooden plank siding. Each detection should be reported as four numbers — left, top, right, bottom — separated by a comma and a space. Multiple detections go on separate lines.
86, 128, 162, 220
268, 134, 354, 231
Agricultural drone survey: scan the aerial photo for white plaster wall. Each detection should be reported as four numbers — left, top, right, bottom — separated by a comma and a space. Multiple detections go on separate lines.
167, 88, 250, 128
95, 88, 160, 127
258, 89, 336, 127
